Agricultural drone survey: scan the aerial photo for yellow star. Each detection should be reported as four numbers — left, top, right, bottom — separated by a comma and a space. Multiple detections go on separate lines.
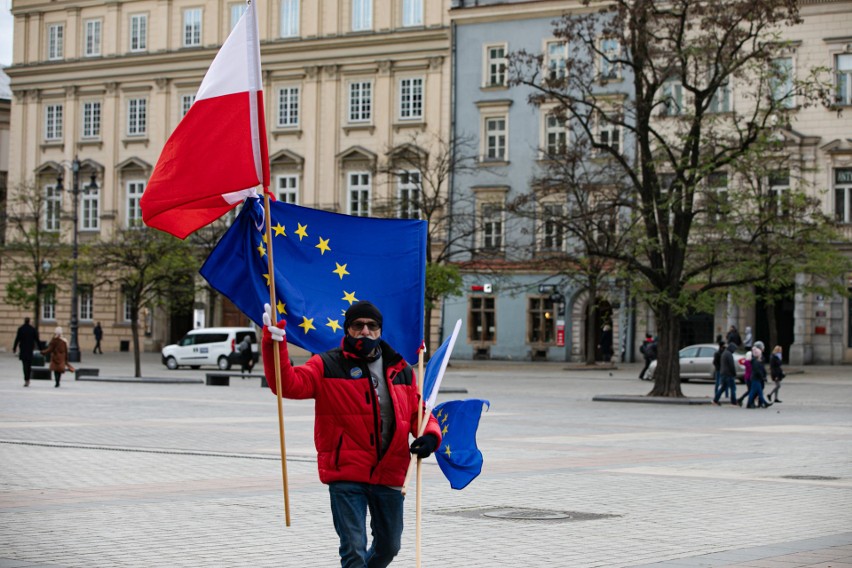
277, 300, 287, 315
295, 223, 308, 241
263, 272, 271, 286
342, 291, 358, 305
262, 233, 268, 245
441, 414, 448, 424
315, 237, 331, 255
436, 409, 443, 419
443, 444, 451, 458
257, 243, 266, 258
298, 316, 316, 334
272, 223, 286, 237
442, 424, 448, 436
333, 263, 350, 279
325, 318, 342, 333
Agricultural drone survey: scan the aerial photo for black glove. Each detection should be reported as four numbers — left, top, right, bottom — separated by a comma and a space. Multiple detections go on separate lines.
409, 434, 439, 458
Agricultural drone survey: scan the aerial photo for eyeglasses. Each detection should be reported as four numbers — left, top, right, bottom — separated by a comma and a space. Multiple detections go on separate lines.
349, 321, 380, 331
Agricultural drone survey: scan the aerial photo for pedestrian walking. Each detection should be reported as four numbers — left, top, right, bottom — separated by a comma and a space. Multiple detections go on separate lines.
713, 342, 738, 406
237, 334, 254, 374
42, 327, 73, 388
599, 324, 613, 363
712, 340, 727, 398
639, 333, 657, 380
726, 325, 742, 348
747, 346, 772, 408
768, 345, 785, 403
93, 322, 103, 354
12, 318, 40, 387
261, 300, 442, 567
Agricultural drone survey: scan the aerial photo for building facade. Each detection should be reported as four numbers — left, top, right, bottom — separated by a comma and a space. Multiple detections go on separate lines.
1, 0, 452, 353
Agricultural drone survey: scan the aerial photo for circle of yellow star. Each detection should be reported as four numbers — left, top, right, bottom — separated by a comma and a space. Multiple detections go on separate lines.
295, 223, 308, 241
325, 318, 342, 333
298, 316, 316, 334
333, 263, 350, 279
272, 223, 286, 237
342, 291, 358, 305
315, 237, 331, 255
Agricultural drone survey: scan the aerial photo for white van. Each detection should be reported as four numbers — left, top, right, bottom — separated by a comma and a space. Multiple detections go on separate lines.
161, 327, 258, 370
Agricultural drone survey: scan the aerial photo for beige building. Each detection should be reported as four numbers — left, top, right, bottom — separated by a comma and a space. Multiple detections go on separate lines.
2, 0, 452, 353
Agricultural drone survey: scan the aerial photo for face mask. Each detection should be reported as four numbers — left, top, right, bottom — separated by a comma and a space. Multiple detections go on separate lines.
344, 335, 381, 361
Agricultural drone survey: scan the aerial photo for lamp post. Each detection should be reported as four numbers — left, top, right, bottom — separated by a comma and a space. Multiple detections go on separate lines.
56, 157, 98, 364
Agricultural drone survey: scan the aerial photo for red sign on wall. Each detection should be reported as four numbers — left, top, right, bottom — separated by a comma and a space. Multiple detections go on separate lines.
556, 321, 565, 347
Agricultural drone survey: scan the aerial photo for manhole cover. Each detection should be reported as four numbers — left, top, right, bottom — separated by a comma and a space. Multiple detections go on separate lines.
781, 475, 840, 481
482, 508, 571, 521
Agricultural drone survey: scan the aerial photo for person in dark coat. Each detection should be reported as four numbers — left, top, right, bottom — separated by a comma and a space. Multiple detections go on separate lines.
93, 322, 104, 354
13, 318, 40, 387
237, 335, 254, 374
639, 333, 657, 379
767, 345, 785, 403
713, 342, 738, 406
726, 325, 742, 348
598, 324, 613, 363
746, 346, 772, 408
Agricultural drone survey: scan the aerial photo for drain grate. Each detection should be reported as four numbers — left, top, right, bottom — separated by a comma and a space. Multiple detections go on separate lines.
438, 506, 617, 523
781, 475, 840, 481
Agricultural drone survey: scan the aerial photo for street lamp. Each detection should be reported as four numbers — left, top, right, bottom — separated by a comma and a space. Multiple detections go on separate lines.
56, 157, 98, 363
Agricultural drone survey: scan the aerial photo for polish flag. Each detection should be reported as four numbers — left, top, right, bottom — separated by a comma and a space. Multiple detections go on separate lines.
141, 1, 269, 239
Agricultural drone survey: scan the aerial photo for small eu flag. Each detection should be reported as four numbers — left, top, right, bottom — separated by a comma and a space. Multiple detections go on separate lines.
432, 399, 490, 490
200, 198, 427, 364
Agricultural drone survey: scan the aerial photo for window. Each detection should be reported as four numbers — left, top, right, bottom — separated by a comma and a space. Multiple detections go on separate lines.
835, 54, 852, 105
546, 41, 567, 82
599, 38, 620, 80
348, 81, 372, 122
706, 171, 728, 223
129, 14, 148, 52
833, 168, 852, 223
276, 175, 299, 203
541, 204, 564, 251
82, 101, 101, 139
768, 170, 790, 217
469, 296, 495, 342
481, 203, 503, 250
44, 184, 61, 232
47, 23, 64, 60
771, 57, 794, 109
545, 113, 567, 156
181, 94, 196, 117
43, 285, 57, 321
662, 81, 683, 115
709, 81, 731, 113
398, 171, 421, 219
597, 112, 621, 153
79, 285, 93, 321
485, 44, 507, 87
484, 116, 507, 161
402, 0, 422, 27
127, 98, 147, 136
399, 77, 423, 120
352, 0, 372, 31
45, 104, 63, 141
277, 86, 300, 127
81, 186, 100, 230
183, 8, 202, 47
127, 181, 145, 227
528, 296, 555, 343
348, 172, 371, 217
84, 19, 102, 57
230, 4, 246, 31
280, 0, 299, 37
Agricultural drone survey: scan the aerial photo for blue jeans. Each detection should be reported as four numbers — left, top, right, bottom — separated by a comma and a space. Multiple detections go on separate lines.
747, 380, 767, 407
328, 481, 404, 568
714, 371, 728, 398
713, 374, 736, 403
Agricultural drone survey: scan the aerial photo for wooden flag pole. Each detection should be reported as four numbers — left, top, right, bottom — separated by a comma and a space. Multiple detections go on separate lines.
415, 349, 425, 568
263, 191, 291, 527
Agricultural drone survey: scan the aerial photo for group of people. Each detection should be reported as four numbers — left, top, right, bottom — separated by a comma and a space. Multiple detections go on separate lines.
713, 325, 786, 408
12, 318, 75, 388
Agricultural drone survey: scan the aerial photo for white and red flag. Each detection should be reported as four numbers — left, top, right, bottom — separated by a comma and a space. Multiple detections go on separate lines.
141, 0, 269, 239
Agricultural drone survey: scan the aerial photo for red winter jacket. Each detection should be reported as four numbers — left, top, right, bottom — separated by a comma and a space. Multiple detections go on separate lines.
262, 323, 442, 487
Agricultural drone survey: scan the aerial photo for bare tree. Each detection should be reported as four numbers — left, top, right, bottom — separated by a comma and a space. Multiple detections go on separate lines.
511, 0, 833, 395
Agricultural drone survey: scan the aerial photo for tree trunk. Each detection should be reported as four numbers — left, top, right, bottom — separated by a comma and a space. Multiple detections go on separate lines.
765, 301, 777, 354
649, 303, 684, 397
585, 278, 598, 365
131, 312, 142, 378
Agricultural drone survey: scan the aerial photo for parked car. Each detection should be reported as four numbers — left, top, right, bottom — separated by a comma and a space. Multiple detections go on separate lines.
161, 327, 258, 370
641, 343, 746, 382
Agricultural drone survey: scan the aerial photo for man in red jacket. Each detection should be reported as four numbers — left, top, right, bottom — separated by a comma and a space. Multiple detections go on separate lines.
262, 300, 442, 567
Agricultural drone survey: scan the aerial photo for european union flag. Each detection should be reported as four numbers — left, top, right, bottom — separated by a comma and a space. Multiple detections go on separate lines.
432, 399, 490, 490
200, 198, 427, 364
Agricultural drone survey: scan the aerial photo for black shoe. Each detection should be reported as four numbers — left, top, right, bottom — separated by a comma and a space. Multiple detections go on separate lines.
55, 383, 60, 388
775, 399, 782, 403
760, 402, 773, 408
24, 380, 30, 387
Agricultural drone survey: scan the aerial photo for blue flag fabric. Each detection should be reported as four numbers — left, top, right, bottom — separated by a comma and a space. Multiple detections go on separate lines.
432, 399, 490, 490
200, 198, 427, 364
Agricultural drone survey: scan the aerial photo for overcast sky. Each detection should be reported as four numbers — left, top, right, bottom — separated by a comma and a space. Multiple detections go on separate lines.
1, 0, 13, 67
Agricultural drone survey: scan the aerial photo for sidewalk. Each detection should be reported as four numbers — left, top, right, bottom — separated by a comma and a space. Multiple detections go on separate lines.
1, 351, 851, 567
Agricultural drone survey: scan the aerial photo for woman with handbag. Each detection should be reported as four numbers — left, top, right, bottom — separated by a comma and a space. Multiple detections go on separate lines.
768, 345, 785, 403
42, 327, 72, 388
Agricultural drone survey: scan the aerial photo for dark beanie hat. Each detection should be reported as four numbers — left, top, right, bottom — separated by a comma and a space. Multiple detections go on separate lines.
344, 301, 383, 329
